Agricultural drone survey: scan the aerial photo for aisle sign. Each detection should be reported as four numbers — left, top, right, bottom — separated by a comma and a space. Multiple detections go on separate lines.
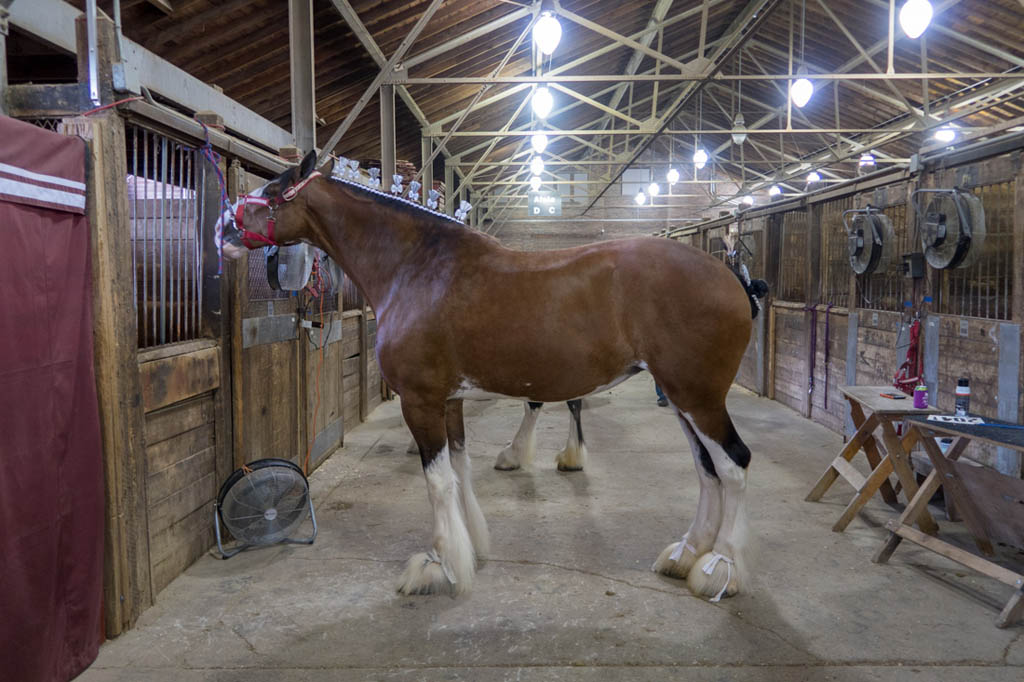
528, 191, 562, 216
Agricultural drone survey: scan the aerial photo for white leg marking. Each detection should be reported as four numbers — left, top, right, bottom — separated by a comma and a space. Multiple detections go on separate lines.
397, 445, 476, 596
495, 402, 540, 470
555, 407, 587, 471
652, 415, 722, 579
406, 437, 419, 455
450, 442, 490, 558
684, 415, 748, 601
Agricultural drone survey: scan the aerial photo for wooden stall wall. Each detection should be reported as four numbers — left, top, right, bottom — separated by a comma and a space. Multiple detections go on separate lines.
771, 303, 808, 415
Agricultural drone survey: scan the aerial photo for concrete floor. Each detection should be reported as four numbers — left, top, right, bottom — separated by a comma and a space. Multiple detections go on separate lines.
80, 376, 1024, 681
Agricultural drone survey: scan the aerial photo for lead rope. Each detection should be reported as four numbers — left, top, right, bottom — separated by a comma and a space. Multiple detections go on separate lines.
701, 552, 735, 603
195, 119, 233, 275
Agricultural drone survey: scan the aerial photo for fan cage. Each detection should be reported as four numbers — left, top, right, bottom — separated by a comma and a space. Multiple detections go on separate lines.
217, 458, 311, 546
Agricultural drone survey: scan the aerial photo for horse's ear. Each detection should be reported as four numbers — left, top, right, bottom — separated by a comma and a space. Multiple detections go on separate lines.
318, 156, 335, 178
298, 150, 317, 179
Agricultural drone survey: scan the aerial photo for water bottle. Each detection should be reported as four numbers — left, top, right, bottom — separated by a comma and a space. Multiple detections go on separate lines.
954, 378, 970, 416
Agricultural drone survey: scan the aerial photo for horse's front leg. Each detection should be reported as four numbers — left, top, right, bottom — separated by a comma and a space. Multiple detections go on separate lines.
397, 396, 477, 596
446, 399, 489, 559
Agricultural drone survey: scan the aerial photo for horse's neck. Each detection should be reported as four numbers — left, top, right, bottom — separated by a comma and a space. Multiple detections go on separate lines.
308, 185, 459, 313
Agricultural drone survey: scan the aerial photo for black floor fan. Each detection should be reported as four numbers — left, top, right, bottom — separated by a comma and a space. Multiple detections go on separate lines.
214, 458, 318, 559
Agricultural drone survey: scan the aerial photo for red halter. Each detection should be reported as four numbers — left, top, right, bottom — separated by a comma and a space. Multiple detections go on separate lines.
234, 171, 322, 249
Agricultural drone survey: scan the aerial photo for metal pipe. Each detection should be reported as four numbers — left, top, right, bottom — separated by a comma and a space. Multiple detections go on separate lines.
113, 0, 125, 60
85, 0, 100, 105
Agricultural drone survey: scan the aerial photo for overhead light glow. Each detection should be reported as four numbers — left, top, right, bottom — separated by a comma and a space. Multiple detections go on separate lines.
731, 113, 748, 145
533, 11, 563, 56
806, 170, 822, 184
529, 175, 542, 191
666, 167, 680, 185
531, 86, 554, 119
899, 0, 933, 39
634, 190, 646, 206
769, 185, 782, 197
859, 152, 876, 167
741, 194, 754, 206
934, 126, 956, 143
530, 133, 549, 154
648, 182, 660, 197
790, 66, 814, 108
529, 155, 545, 176
693, 147, 709, 170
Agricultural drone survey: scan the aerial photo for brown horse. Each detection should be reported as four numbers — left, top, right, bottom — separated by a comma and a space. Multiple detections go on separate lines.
220, 152, 762, 601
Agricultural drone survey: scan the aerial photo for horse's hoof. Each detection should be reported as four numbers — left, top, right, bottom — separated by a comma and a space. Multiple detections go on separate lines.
555, 444, 587, 471
494, 448, 523, 471
687, 552, 740, 601
396, 552, 454, 596
556, 463, 583, 472
494, 459, 520, 471
652, 542, 697, 579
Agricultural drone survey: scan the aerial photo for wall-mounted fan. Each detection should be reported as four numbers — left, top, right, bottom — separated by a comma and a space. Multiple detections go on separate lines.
842, 205, 895, 275
911, 188, 986, 270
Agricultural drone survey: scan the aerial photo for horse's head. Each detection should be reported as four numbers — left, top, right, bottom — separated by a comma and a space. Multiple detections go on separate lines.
219, 150, 334, 259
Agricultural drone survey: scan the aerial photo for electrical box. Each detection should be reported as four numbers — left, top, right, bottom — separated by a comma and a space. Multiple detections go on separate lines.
902, 252, 925, 279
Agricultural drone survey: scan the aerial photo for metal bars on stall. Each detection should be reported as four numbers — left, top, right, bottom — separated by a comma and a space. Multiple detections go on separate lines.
128, 124, 205, 348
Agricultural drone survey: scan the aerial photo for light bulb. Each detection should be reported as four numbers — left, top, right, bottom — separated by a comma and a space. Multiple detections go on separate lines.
769, 185, 782, 197
529, 175, 542, 191
806, 170, 822, 184
648, 182, 660, 196
899, 0, 933, 39
731, 113, 748, 145
693, 147, 709, 170
531, 86, 554, 119
934, 126, 956, 143
790, 66, 813, 108
530, 132, 548, 154
634, 191, 646, 206
533, 11, 562, 56
859, 153, 876, 167
741, 194, 754, 206
529, 155, 544, 176
666, 167, 680, 185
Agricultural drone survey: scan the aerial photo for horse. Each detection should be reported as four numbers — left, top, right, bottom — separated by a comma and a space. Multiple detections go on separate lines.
220, 151, 765, 601
408, 399, 587, 472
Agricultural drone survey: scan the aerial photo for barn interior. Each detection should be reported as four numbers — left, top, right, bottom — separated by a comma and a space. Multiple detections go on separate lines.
1, 1, 1023, 680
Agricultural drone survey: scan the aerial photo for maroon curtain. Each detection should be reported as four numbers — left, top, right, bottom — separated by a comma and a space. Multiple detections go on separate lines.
0, 116, 104, 681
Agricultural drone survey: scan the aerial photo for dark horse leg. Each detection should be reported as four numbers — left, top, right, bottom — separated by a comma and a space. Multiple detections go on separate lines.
555, 399, 587, 472
397, 396, 481, 595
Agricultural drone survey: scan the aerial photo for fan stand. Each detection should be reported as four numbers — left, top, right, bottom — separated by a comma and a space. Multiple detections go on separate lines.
214, 497, 318, 559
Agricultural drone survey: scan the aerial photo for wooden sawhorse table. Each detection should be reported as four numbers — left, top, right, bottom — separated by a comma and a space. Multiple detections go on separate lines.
873, 416, 1024, 628
806, 385, 939, 534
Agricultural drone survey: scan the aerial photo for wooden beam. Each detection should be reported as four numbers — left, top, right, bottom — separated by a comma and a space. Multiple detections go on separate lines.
289, 0, 316, 153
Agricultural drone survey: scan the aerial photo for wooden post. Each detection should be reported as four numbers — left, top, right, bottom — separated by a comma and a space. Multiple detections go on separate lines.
65, 112, 153, 635
228, 161, 248, 469
0, 4, 9, 117
380, 83, 396, 188
804, 204, 823, 418
421, 134, 433, 204
359, 304, 370, 421
444, 162, 454, 215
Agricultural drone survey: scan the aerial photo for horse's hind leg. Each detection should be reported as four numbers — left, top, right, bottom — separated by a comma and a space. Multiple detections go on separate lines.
555, 399, 587, 472
495, 401, 543, 470
681, 406, 750, 601
653, 414, 722, 579
446, 399, 490, 559
397, 396, 477, 596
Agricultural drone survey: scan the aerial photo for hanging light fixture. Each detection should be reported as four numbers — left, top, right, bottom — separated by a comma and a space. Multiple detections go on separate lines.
791, 66, 814, 108
531, 86, 554, 119
732, 113, 748, 145
530, 132, 548, 154
533, 11, 562, 56
648, 182, 660, 197
634, 190, 647, 206
806, 170, 822, 184
741, 194, 754, 206
933, 126, 956, 143
790, 0, 813, 108
529, 155, 545, 176
859, 152, 876, 168
529, 175, 542, 191
693, 147, 709, 170
769, 185, 782, 197
666, 167, 680, 185
899, 0, 933, 39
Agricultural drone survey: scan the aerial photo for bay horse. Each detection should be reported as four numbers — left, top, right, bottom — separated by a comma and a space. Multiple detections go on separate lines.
220, 151, 763, 601
408, 399, 587, 472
